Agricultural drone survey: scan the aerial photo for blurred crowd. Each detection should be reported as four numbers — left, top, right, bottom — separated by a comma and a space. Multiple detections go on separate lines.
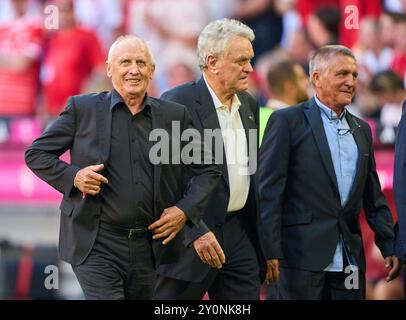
1, 0, 406, 299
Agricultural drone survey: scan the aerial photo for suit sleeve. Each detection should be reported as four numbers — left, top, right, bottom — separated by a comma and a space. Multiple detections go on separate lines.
362, 123, 395, 258
183, 220, 211, 247
25, 97, 81, 197
258, 112, 289, 260
175, 107, 222, 225
394, 102, 406, 260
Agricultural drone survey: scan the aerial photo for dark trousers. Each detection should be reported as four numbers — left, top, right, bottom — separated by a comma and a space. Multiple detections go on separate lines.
72, 222, 156, 300
274, 266, 366, 300
155, 212, 261, 300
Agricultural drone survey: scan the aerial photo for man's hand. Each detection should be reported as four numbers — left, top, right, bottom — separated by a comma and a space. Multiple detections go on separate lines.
74, 164, 108, 196
384, 256, 401, 282
266, 259, 280, 284
148, 206, 187, 245
193, 232, 226, 269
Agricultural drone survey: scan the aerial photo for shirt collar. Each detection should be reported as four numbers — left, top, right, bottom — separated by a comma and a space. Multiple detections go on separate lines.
314, 95, 347, 121
203, 73, 241, 111
110, 89, 152, 114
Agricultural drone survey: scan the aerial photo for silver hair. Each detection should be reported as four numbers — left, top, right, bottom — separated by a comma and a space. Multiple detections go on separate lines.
197, 18, 255, 70
107, 35, 155, 66
309, 45, 356, 84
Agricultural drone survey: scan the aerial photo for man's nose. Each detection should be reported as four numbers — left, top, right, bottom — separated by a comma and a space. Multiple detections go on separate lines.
244, 62, 253, 73
345, 74, 357, 87
129, 63, 140, 74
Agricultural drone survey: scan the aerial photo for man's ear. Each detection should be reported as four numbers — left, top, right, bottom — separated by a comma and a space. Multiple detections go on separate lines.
206, 54, 219, 75
106, 61, 112, 78
312, 71, 321, 88
150, 64, 155, 80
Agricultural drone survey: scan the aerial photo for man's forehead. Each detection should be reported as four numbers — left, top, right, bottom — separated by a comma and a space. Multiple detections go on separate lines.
113, 42, 148, 59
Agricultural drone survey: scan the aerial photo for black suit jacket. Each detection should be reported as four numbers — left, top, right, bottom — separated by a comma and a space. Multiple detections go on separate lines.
259, 97, 395, 272
394, 100, 406, 261
25, 91, 221, 266
156, 77, 266, 282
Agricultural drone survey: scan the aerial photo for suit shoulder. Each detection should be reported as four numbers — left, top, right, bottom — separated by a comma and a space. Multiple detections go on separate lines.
161, 82, 196, 101
151, 97, 186, 112
70, 91, 109, 107
272, 102, 307, 119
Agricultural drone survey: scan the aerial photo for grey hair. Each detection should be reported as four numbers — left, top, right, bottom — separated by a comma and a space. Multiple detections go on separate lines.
309, 45, 356, 84
107, 35, 155, 66
197, 18, 255, 70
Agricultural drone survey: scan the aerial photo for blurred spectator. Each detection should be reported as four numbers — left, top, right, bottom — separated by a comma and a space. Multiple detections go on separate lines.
370, 70, 405, 145
354, 17, 393, 84
273, 0, 301, 49
390, 14, 406, 85
384, 0, 406, 13
296, 0, 339, 24
232, 0, 283, 65
0, 0, 41, 24
285, 29, 314, 73
0, 0, 44, 117
339, 0, 382, 49
73, 0, 124, 53
379, 11, 399, 48
307, 7, 341, 48
266, 61, 309, 110
41, 0, 106, 118
126, 0, 210, 94
163, 49, 200, 89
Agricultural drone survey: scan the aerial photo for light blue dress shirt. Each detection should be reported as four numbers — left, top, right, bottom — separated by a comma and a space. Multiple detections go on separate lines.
314, 96, 358, 272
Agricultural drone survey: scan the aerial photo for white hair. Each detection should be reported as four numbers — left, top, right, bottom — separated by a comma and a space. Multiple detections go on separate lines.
309, 45, 356, 84
107, 35, 155, 66
197, 18, 255, 70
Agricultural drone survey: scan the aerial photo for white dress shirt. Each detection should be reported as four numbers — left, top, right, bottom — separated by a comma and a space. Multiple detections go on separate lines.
204, 75, 250, 212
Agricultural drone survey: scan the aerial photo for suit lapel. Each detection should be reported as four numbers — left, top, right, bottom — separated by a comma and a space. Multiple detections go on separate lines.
96, 92, 112, 166
193, 77, 230, 188
304, 98, 340, 194
345, 112, 368, 204
238, 93, 257, 157
150, 99, 163, 211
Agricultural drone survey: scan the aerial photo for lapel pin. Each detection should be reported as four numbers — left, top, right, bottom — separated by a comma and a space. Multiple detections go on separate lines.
248, 115, 254, 121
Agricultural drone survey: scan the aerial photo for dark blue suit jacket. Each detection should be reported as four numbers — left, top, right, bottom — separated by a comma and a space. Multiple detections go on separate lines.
259, 97, 395, 272
394, 100, 406, 261
156, 77, 266, 283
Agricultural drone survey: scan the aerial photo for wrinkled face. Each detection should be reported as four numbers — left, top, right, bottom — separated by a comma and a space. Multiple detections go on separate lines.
312, 54, 358, 109
215, 36, 254, 94
106, 40, 155, 99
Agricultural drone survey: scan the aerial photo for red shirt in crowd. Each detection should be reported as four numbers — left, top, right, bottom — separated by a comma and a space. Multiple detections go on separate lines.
0, 16, 43, 117
41, 27, 105, 116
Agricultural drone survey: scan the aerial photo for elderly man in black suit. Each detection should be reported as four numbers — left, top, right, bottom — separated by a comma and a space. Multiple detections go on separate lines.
25, 35, 221, 300
155, 18, 266, 300
259, 45, 401, 300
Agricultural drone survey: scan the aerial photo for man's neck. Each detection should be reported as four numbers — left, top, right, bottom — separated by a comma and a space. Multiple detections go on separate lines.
204, 72, 235, 109
121, 92, 146, 115
316, 95, 345, 117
